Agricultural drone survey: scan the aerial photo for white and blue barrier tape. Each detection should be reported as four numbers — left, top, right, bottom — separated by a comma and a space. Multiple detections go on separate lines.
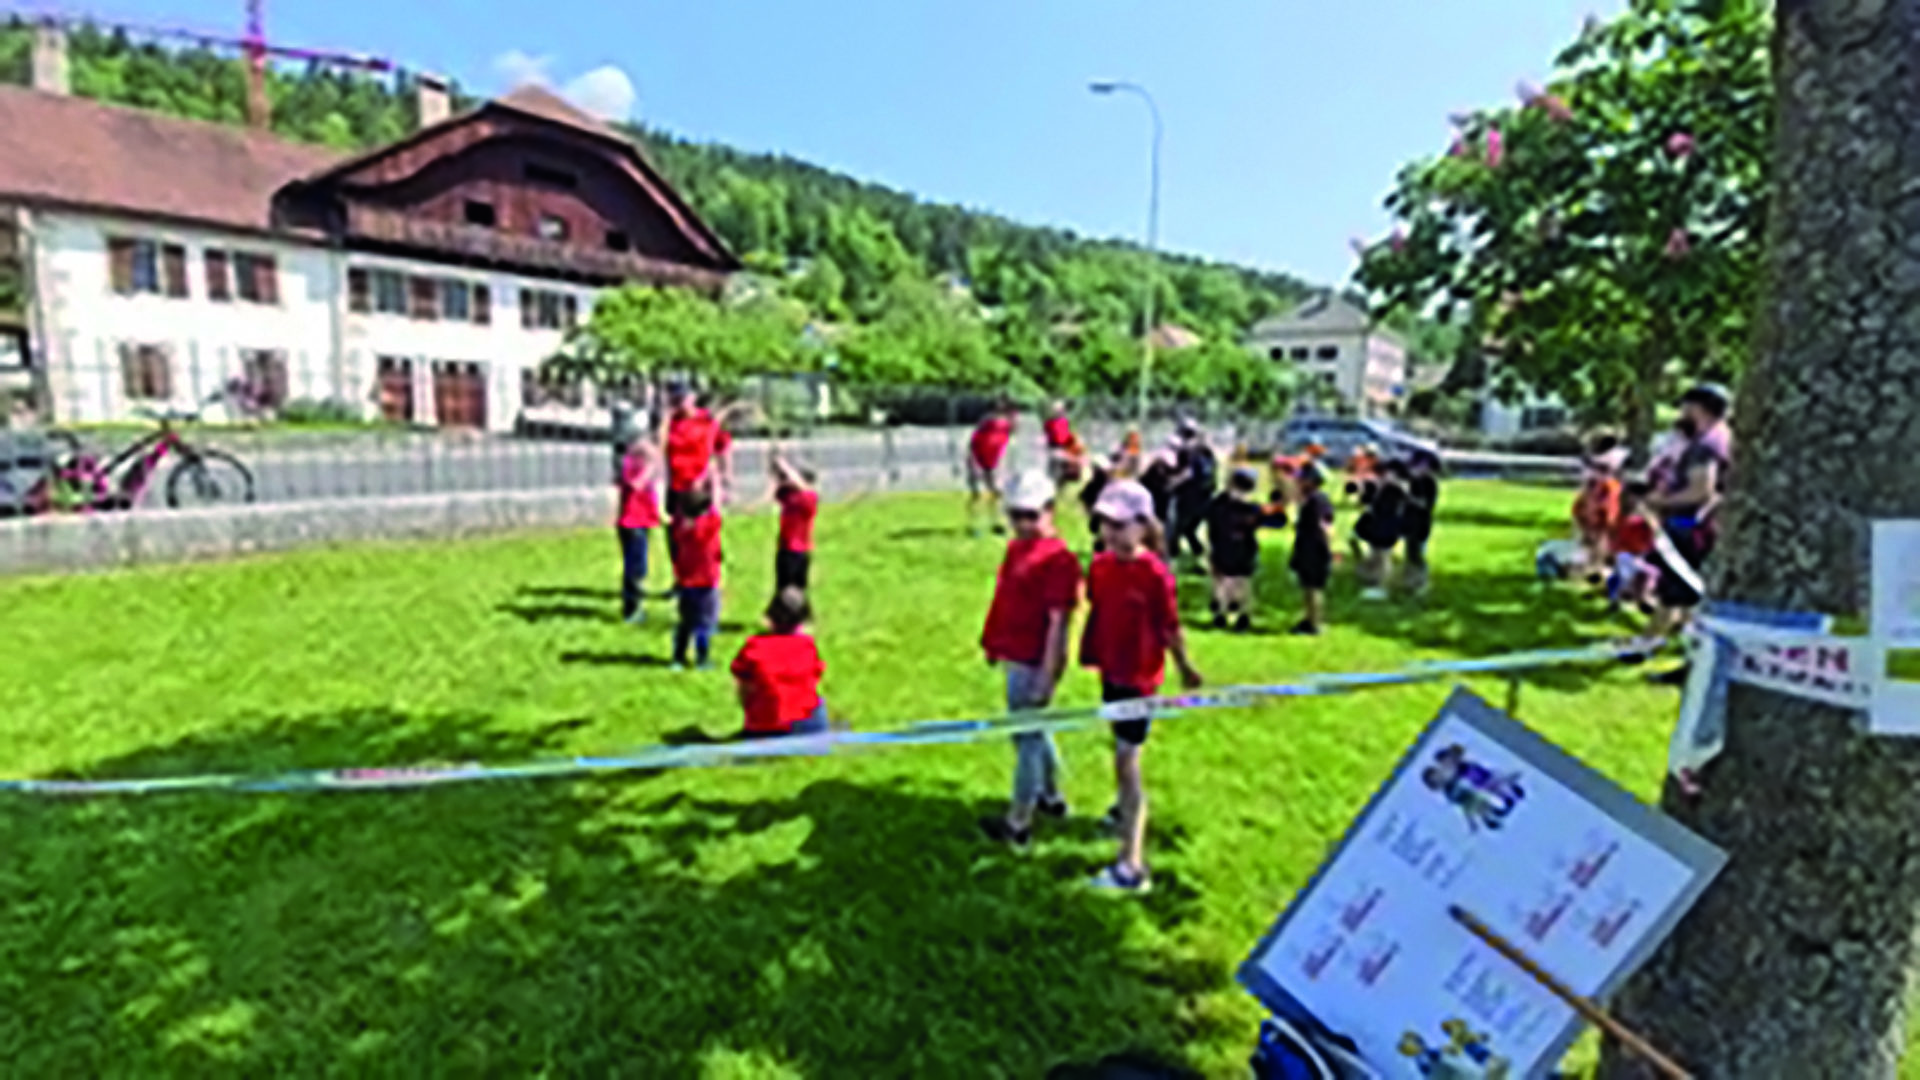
0, 641, 1659, 798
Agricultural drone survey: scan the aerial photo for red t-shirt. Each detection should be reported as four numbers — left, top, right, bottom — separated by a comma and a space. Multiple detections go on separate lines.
777, 487, 819, 553
670, 511, 723, 588
1614, 514, 1655, 557
666, 410, 733, 492
970, 417, 1013, 470
617, 452, 660, 529
732, 631, 825, 734
1043, 415, 1073, 450
981, 536, 1084, 666
1079, 550, 1180, 694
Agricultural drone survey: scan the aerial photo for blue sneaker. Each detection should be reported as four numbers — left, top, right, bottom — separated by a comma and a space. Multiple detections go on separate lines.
1089, 863, 1152, 894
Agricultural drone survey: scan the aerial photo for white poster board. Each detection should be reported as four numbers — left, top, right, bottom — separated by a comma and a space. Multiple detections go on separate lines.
1241, 689, 1726, 1080
1872, 520, 1920, 734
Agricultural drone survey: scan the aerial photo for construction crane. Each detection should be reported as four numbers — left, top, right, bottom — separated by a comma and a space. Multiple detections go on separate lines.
8, 2, 393, 128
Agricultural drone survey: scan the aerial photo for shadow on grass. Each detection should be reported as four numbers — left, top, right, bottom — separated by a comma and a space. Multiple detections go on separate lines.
559, 650, 674, 668
0, 709, 1231, 1075
517, 584, 621, 601
495, 601, 620, 625
888, 525, 977, 541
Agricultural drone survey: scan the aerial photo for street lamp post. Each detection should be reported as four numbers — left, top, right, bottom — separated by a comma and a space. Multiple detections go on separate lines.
1090, 79, 1162, 427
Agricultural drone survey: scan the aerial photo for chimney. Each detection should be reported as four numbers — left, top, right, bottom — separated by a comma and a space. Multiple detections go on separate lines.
415, 73, 451, 128
31, 23, 68, 96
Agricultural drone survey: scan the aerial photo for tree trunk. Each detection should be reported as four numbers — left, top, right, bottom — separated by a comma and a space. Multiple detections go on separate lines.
1599, 2, 1920, 1076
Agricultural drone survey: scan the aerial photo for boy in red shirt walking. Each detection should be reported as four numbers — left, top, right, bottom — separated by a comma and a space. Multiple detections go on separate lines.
1081, 479, 1203, 894
668, 484, 723, 670
732, 587, 828, 737
771, 455, 820, 593
979, 471, 1084, 850
615, 437, 660, 624
967, 401, 1016, 535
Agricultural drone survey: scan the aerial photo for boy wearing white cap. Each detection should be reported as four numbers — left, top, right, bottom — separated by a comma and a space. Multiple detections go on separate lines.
1080, 479, 1203, 893
979, 470, 1084, 849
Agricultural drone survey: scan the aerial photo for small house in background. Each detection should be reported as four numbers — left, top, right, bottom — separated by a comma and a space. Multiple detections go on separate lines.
1146, 323, 1202, 351
1242, 292, 1407, 417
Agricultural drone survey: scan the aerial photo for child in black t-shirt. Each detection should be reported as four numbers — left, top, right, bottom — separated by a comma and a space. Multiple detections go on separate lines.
1399, 452, 1441, 595
1289, 463, 1335, 636
1353, 461, 1407, 600
1206, 468, 1269, 633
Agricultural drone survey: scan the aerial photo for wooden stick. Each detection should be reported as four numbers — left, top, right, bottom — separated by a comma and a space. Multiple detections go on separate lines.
1448, 905, 1692, 1080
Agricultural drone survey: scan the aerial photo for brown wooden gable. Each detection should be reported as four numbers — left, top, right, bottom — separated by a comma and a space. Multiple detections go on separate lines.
275, 87, 737, 288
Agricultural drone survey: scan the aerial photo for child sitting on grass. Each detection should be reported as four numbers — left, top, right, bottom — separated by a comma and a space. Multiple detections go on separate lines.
668, 483, 723, 670
1206, 468, 1269, 633
1607, 480, 1660, 614
771, 455, 819, 593
732, 587, 828, 738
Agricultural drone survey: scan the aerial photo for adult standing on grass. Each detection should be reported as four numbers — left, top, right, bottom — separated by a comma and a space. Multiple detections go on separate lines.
1643, 383, 1732, 682
979, 471, 1083, 850
966, 399, 1016, 535
615, 437, 661, 624
1081, 479, 1203, 894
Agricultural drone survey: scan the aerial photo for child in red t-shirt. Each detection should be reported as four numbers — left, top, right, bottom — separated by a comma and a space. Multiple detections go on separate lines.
771, 455, 820, 593
967, 401, 1016, 535
1607, 480, 1659, 612
732, 587, 827, 738
979, 470, 1084, 850
1080, 479, 1203, 894
615, 438, 660, 624
668, 485, 723, 670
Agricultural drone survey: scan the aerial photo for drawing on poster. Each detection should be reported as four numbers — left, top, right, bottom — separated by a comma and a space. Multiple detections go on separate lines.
1239, 688, 1725, 1080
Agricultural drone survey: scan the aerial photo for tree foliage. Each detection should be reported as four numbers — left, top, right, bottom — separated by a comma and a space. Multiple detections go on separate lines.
1355, 0, 1772, 449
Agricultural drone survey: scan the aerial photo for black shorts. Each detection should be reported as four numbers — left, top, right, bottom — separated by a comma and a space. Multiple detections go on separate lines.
1653, 522, 1713, 608
775, 548, 811, 592
665, 488, 694, 520
1291, 549, 1331, 591
1104, 683, 1152, 746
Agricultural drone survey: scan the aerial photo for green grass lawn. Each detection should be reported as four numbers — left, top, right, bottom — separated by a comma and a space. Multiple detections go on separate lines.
0, 481, 1680, 1077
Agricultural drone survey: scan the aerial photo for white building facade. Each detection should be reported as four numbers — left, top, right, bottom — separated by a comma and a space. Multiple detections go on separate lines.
1243, 293, 1408, 417
0, 38, 735, 435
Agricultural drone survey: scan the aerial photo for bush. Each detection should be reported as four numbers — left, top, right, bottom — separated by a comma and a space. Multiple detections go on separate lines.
279, 398, 365, 426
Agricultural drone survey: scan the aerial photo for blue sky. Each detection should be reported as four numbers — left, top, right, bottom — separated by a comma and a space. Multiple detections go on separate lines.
93, 0, 1616, 287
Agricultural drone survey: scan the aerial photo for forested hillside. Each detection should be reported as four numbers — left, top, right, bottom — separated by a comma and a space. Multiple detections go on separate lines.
0, 22, 1321, 411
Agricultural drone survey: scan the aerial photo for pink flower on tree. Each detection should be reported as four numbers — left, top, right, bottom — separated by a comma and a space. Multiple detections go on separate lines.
1666, 131, 1696, 158
1485, 127, 1505, 168
1389, 226, 1407, 253
1539, 94, 1573, 122
1449, 132, 1469, 159
1664, 228, 1692, 260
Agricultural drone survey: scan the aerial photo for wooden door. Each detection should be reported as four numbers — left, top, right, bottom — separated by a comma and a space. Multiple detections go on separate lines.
376, 356, 414, 424
432, 361, 487, 429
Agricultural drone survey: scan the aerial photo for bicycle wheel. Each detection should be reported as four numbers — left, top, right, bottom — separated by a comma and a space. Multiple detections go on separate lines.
165, 448, 255, 509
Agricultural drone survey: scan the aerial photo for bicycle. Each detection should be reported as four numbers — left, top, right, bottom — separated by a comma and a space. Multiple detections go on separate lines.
36, 406, 255, 513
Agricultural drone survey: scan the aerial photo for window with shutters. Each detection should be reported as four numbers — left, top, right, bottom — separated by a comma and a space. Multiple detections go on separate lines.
205, 250, 232, 301
118, 343, 172, 400
108, 237, 159, 295
372, 269, 406, 314
161, 244, 188, 298
234, 252, 279, 304
409, 276, 440, 320
239, 348, 290, 409
348, 267, 371, 313
441, 279, 470, 322
519, 288, 577, 331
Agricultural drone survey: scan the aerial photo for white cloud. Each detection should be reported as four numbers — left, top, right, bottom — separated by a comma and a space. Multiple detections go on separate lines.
491, 48, 553, 89
563, 65, 638, 121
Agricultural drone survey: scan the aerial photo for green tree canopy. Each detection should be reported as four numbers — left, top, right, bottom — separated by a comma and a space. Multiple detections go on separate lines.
1355, 0, 1771, 450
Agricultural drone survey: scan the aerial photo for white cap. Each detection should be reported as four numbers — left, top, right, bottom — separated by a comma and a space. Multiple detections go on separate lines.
1004, 470, 1056, 513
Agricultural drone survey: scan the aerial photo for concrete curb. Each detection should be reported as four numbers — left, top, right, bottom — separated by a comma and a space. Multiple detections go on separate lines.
0, 460, 966, 577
